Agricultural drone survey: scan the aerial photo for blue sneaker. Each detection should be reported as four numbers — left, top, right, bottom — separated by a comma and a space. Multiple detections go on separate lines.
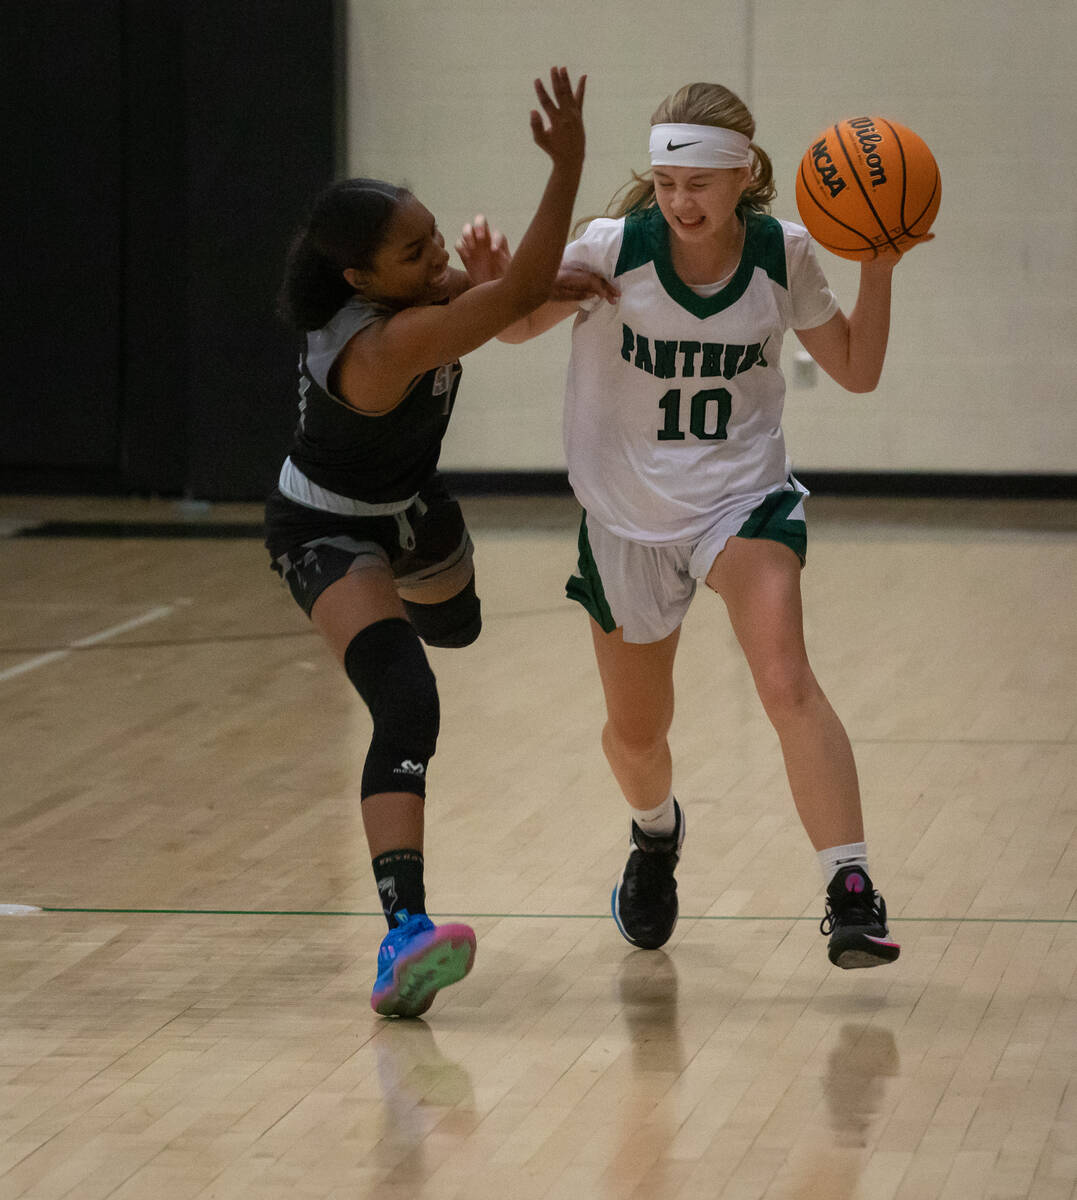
371, 911, 476, 1018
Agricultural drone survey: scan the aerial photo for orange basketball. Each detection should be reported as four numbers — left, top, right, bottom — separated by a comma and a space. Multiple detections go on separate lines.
795, 116, 940, 260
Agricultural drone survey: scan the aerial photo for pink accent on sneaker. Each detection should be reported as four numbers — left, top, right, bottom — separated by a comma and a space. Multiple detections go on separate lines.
845, 873, 865, 893
371, 923, 476, 1018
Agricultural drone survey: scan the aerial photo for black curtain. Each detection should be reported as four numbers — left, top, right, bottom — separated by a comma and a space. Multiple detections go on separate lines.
2, 0, 339, 500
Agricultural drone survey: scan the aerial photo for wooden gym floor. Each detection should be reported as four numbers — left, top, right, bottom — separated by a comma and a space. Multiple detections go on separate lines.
0, 491, 1075, 1200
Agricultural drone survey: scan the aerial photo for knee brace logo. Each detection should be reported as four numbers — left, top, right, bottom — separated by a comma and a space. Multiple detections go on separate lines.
394, 760, 426, 777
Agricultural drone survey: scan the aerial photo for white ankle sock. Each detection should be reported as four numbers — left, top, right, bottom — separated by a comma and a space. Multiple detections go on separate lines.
632, 791, 677, 838
818, 841, 868, 885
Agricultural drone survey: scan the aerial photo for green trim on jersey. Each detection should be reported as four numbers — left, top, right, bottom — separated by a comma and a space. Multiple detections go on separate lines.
614, 207, 788, 319
565, 514, 618, 633
735, 486, 807, 563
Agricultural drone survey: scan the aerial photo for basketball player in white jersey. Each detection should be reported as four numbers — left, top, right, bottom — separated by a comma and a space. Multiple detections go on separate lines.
459, 81, 929, 969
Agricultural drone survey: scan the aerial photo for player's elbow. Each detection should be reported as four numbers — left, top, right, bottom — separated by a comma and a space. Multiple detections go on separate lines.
835, 359, 884, 393
820, 363, 879, 394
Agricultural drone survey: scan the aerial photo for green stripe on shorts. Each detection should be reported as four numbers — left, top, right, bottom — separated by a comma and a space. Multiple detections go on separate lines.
565, 513, 617, 633
735, 487, 807, 563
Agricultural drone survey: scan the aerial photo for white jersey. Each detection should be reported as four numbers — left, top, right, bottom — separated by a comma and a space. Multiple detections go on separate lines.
562, 208, 838, 544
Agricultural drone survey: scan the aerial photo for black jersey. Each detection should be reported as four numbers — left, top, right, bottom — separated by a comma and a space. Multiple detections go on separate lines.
285, 296, 463, 504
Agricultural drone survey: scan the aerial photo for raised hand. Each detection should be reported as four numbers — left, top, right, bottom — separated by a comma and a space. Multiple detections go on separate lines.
456, 214, 511, 285
530, 67, 586, 167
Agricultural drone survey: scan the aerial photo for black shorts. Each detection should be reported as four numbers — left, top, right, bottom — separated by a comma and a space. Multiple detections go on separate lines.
264, 474, 474, 616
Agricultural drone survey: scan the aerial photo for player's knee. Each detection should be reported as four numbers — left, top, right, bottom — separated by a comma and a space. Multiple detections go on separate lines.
402, 575, 482, 648
344, 618, 440, 798
603, 717, 669, 765
754, 660, 819, 721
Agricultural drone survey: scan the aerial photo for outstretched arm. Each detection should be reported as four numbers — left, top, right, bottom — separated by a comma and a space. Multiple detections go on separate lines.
338, 68, 587, 408
497, 261, 619, 342
457, 219, 619, 343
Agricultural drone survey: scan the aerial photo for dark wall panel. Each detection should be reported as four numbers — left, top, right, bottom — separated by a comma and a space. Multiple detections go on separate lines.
3, 1, 124, 475
120, 0, 190, 493
1, 0, 337, 499
180, 1, 337, 500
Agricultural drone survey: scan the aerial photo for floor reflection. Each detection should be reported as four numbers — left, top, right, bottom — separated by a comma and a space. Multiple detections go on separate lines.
373, 1018, 476, 1170
788, 1022, 900, 1199
824, 1023, 900, 1149
604, 950, 687, 1198
617, 949, 687, 1074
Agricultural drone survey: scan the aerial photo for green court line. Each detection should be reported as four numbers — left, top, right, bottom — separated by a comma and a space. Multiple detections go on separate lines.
34, 907, 1077, 924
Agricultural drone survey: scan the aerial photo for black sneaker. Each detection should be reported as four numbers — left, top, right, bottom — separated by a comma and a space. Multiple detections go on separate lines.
820, 865, 901, 969
611, 801, 685, 949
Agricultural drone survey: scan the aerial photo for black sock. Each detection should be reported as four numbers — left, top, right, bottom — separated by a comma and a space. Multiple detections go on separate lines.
371, 850, 426, 929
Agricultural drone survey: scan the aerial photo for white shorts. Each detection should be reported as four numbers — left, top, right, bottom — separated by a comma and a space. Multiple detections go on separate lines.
566, 480, 808, 644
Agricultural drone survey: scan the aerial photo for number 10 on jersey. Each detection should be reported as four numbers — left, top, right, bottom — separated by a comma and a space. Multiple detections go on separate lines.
657, 387, 732, 441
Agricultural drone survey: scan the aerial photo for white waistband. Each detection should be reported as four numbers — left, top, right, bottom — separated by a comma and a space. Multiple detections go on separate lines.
278, 457, 418, 516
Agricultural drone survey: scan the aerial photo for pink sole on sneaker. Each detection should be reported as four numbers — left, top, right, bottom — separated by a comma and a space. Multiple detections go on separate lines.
371, 923, 476, 1018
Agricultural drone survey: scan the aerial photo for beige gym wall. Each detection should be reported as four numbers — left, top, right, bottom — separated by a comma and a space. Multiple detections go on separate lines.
344, 0, 1076, 475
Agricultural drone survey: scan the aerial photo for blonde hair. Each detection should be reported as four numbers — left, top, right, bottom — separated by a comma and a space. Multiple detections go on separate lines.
578, 82, 776, 233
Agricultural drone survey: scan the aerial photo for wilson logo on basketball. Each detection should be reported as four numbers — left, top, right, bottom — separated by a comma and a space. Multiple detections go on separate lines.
847, 117, 888, 187
809, 138, 846, 198
796, 116, 940, 260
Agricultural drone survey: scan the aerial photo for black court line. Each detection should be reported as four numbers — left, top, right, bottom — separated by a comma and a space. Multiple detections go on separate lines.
13, 521, 265, 539
0, 606, 569, 657
0, 630, 318, 655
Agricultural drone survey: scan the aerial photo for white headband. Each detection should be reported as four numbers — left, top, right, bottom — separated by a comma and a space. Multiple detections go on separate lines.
649, 123, 752, 169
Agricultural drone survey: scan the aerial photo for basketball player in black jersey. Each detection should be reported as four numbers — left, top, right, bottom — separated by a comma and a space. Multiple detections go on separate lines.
265, 68, 586, 1017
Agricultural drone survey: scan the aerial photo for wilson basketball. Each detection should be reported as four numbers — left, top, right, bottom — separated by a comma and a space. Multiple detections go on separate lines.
795, 117, 940, 260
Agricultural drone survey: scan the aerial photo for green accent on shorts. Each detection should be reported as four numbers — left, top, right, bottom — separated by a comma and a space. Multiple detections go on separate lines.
735, 487, 807, 563
565, 487, 807, 635
565, 514, 617, 634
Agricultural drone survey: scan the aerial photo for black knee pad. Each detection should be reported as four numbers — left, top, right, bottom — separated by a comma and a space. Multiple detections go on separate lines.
343, 618, 440, 799
403, 575, 482, 648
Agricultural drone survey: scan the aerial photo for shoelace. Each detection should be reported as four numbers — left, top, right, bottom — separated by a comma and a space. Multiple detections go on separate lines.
819, 890, 887, 936
624, 848, 678, 901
